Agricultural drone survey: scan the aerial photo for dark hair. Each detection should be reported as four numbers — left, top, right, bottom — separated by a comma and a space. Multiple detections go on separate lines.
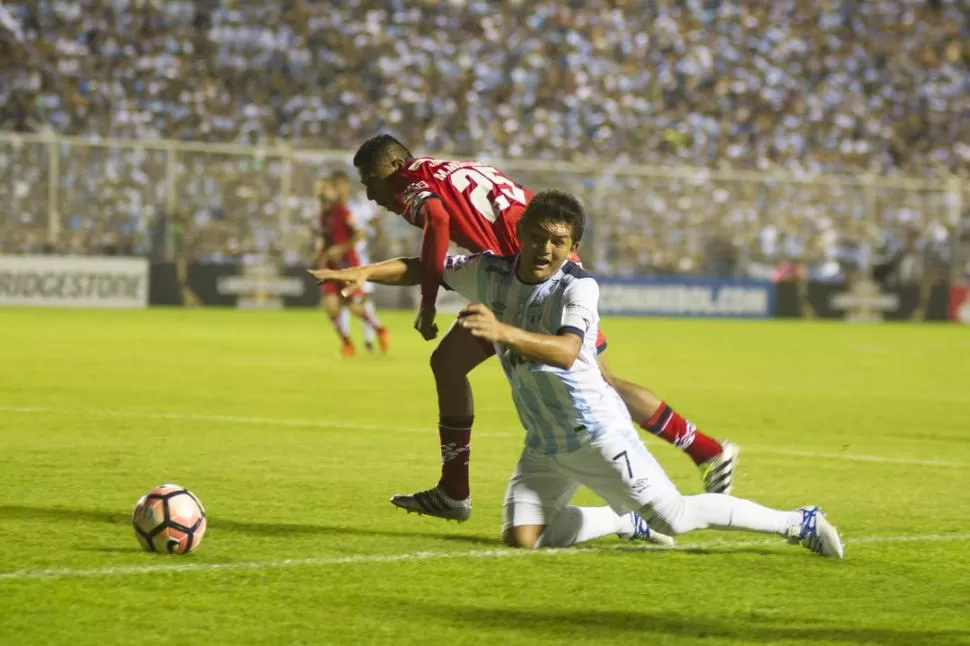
329, 169, 350, 182
520, 190, 586, 242
352, 134, 413, 171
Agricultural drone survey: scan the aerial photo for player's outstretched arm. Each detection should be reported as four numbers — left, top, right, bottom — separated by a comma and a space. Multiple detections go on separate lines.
458, 304, 581, 370
309, 257, 421, 295
417, 199, 451, 310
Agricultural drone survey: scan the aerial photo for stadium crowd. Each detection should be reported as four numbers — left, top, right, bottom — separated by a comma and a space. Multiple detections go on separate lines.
0, 0, 967, 281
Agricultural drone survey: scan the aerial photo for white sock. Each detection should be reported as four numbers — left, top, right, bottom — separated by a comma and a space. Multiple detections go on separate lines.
535, 506, 631, 548
362, 300, 382, 331
331, 309, 351, 340
648, 493, 800, 536
362, 302, 377, 344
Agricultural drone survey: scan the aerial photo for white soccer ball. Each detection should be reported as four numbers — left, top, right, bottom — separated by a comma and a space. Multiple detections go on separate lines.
132, 483, 207, 554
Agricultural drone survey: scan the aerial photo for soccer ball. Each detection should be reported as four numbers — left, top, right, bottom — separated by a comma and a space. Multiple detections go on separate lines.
132, 483, 207, 554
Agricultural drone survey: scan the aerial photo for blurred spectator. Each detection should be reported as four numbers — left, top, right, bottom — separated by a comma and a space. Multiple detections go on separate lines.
0, 0, 966, 277
1, 0, 966, 175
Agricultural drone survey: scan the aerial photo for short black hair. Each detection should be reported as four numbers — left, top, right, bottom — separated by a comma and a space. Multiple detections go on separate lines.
352, 134, 414, 171
520, 190, 586, 242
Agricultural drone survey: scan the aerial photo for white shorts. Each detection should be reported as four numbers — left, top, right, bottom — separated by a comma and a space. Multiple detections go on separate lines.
502, 428, 679, 532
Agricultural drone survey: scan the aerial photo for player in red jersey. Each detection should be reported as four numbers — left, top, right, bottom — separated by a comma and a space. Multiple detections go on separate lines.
341, 135, 738, 520
315, 171, 389, 357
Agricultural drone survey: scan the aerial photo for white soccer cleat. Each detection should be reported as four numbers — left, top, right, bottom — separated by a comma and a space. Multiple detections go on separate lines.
390, 486, 472, 522
700, 440, 740, 494
620, 512, 675, 547
787, 506, 844, 559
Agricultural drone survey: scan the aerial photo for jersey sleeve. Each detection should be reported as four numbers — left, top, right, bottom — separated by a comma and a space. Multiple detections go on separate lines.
558, 278, 599, 339
400, 183, 440, 227
417, 197, 451, 309
441, 254, 484, 302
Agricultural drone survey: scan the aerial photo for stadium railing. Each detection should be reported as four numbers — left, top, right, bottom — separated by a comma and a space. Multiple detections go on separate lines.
0, 131, 964, 283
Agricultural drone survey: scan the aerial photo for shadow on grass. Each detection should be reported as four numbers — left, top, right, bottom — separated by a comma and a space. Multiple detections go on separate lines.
395, 601, 969, 646
0, 504, 496, 546
76, 546, 136, 554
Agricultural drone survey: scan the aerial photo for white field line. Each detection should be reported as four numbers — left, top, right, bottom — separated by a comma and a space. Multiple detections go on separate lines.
1, 532, 968, 582
0, 406, 511, 437
0, 406, 963, 467
742, 448, 963, 468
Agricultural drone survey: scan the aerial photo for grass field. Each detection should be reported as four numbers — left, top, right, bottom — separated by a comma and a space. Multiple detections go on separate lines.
1, 308, 969, 645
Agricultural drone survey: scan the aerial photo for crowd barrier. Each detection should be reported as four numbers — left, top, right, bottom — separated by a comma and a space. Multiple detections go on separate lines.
1, 256, 960, 323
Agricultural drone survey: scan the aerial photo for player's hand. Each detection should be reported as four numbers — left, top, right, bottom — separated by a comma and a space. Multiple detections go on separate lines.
413, 305, 439, 341
308, 268, 368, 298
457, 304, 505, 343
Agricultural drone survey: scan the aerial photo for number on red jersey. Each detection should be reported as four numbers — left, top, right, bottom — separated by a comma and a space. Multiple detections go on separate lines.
447, 165, 528, 223
405, 159, 528, 224
398, 158, 531, 255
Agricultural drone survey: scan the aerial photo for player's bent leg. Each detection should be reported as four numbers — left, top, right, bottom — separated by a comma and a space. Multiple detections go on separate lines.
501, 448, 577, 548
347, 297, 389, 353
571, 430, 842, 557
530, 431, 677, 548
534, 506, 674, 548
503, 525, 543, 549
597, 354, 740, 494
390, 323, 494, 518
640, 494, 844, 558
429, 324, 493, 494
430, 322, 494, 418
321, 292, 355, 356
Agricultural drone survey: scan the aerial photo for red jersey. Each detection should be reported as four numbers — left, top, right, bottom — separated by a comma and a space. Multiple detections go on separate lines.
319, 202, 360, 269
392, 157, 532, 307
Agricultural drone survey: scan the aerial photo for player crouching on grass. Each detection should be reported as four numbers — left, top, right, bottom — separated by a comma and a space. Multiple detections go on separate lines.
311, 190, 844, 557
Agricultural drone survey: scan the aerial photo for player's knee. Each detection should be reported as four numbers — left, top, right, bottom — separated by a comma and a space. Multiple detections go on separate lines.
502, 526, 540, 549
639, 498, 689, 536
429, 344, 450, 376
430, 343, 471, 378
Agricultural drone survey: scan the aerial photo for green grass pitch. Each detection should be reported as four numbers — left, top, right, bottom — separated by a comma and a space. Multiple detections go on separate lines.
1, 308, 969, 645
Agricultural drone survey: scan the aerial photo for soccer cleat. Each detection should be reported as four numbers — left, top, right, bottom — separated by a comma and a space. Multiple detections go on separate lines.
787, 506, 844, 559
377, 328, 390, 353
340, 342, 356, 357
620, 513, 675, 547
700, 440, 740, 494
390, 486, 472, 522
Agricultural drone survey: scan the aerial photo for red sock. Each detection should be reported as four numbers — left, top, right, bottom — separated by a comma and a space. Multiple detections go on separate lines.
437, 415, 472, 500
641, 402, 722, 466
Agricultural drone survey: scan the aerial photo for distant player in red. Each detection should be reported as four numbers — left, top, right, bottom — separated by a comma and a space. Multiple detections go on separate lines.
316, 171, 388, 357
341, 135, 738, 520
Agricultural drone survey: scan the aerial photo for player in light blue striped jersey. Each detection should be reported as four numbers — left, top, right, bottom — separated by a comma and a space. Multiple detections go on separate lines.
311, 190, 844, 558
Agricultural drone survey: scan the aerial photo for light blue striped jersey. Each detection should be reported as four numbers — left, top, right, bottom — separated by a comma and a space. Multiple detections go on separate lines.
443, 253, 632, 454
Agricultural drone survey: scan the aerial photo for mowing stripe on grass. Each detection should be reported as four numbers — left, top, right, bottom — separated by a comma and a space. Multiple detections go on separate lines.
1, 533, 968, 582
1, 405, 963, 467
